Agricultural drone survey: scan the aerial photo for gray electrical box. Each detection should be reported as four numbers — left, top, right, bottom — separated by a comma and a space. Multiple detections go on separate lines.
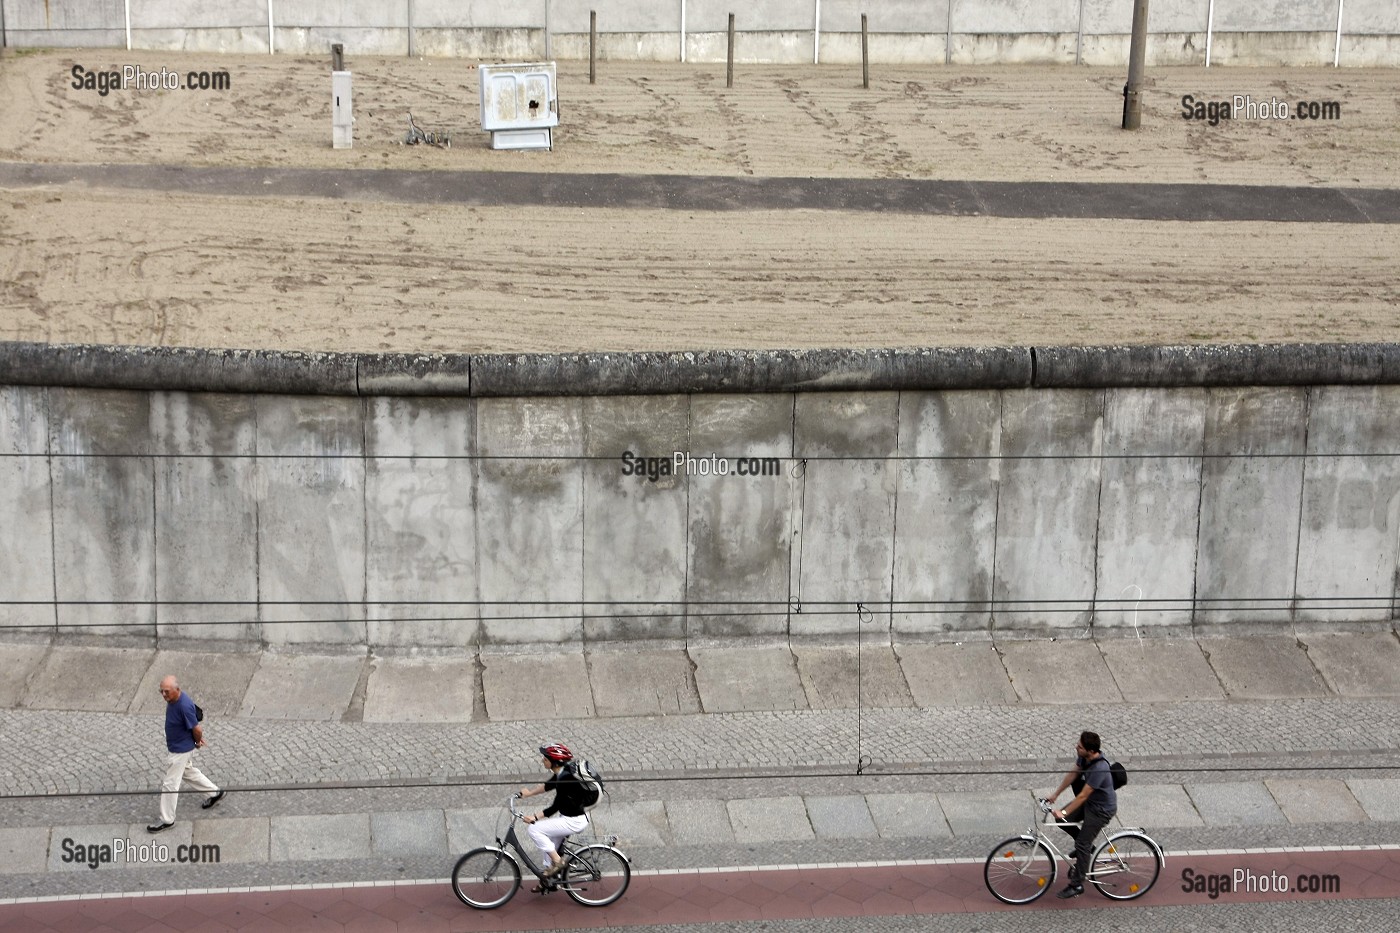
332, 71, 353, 149
479, 62, 558, 151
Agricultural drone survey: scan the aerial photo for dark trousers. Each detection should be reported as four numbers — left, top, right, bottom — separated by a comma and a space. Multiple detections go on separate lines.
1062, 807, 1114, 882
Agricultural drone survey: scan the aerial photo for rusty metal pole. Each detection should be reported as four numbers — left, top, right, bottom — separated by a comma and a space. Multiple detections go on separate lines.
590, 10, 597, 84
331, 43, 344, 72
1122, 0, 1149, 129
727, 14, 735, 88
861, 14, 869, 89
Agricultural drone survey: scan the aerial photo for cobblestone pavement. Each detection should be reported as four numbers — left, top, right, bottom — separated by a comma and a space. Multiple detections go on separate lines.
4, 697, 1399, 799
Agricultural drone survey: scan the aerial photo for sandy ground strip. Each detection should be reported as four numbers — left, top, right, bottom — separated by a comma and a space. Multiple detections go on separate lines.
1, 50, 1397, 355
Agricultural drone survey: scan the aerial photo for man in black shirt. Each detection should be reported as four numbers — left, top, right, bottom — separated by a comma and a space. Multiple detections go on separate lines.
1045, 730, 1118, 898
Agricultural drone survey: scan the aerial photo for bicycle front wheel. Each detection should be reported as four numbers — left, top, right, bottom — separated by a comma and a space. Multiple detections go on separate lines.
984, 836, 1057, 904
452, 847, 521, 909
1090, 832, 1161, 900
562, 844, 631, 907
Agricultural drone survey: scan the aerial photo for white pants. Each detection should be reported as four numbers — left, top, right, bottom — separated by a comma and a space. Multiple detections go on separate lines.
527, 813, 588, 869
159, 750, 220, 823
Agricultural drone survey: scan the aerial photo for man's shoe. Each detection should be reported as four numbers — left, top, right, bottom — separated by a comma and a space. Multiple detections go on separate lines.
202, 790, 225, 810
1056, 883, 1084, 899
147, 821, 174, 834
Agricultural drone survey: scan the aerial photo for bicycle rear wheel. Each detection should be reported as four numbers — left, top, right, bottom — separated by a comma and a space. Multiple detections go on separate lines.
984, 836, 1057, 904
562, 844, 631, 907
1090, 832, 1161, 900
451, 847, 521, 909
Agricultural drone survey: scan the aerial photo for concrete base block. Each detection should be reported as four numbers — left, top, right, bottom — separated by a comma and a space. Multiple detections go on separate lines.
23, 646, 153, 712
363, 656, 479, 723
896, 642, 1018, 707
587, 648, 700, 718
371, 809, 448, 858
0, 643, 49, 708
691, 647, 807, 713
240, 654, 366, 721
1302, 633, 1400, 697
727, 796, 813, 843
805, 795, 878, 839
936, 790, 1029, 837
865, 793, 951, 838
194, 816, 270, 864
446, 808, 502, 853
0, 826, 51, 875
129, 650, 261, 716
1199, 637, 1329, 699
998, 640, 1118, 705
792, 644, 913, 710
1116, 783, 1203, 828
481, 650, 593, 721
1098, 638, 1225, 703
592, 800, 668, 847
665, 799, 735, 845
1264, 778, 1369, 824
1185, 782, 1288, 826
1347, 779, 1400, 822
271, 813, 372, 861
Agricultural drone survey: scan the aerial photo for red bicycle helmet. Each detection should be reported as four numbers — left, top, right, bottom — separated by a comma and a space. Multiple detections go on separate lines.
539, 743, 573, 764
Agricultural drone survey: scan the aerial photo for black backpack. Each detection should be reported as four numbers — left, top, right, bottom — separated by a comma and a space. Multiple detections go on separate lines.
1072, 755, 1128, 794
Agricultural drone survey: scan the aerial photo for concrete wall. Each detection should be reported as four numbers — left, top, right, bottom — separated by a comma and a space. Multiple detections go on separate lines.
3, 379, 1397, 650
2, 0, 1395, 65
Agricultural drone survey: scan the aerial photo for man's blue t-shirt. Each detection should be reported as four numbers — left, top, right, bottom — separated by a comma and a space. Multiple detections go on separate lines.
165, 692, 199, 753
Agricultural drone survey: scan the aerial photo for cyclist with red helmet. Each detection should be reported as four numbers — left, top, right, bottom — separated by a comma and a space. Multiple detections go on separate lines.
518, 743, 591, 881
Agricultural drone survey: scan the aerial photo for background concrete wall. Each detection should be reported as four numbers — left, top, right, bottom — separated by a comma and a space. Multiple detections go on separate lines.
3, 381, 1397, 651
1, 0, 1393, 65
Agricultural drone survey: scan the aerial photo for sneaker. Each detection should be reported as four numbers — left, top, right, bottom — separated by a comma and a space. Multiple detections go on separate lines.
146, 821, 174, 834
1056, 883, 1084, 899
202, 790, 225, 810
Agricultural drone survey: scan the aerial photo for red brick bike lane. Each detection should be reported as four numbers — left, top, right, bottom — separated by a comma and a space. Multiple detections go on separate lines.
3, 848, 1398, 932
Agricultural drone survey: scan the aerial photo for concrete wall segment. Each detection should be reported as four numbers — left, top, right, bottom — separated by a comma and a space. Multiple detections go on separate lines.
821, 0, 949, 34
0, 386, 54, 634
951, 0, 1081, 34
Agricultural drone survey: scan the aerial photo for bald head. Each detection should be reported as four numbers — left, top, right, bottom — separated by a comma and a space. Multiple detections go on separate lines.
159, 676, 182, 704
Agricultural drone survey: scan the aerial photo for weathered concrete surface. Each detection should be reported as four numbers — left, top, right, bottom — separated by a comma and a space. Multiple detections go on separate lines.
254, 395, 367, 647
475, 398, 584, 646
1094, 388, 1205, 631
1264, 778, 1370, 824
151, 392, 259, 642
999, 640, 1119, 705
362, 656, 479, 723
892, 391, 1000, 636
896, 642, 1019, 707
1097, 638, 1225, 703
238, 653, 366, 721
791, 644, 913, 710
0, 643, 48, 708
1199, 636, 1329, 700
992, 390, 1102, 632
21, 646, 152, 713
364, 397, 479, 649
0, 386, 53, 636
1195, 388, 1307, 628
480, 650, 593, 721
686, 395, 793, 640
1302, 632, 1400, 698
691, 646, 807, 713
1185, 782, 1289, 826
1294, 386, 1400, 625
587, 647, 701, 718
129, 649, 262, 717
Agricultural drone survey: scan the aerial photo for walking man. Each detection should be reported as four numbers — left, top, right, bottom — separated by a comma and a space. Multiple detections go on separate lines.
1045, 730, 1117, 898
149, 675, 224, 833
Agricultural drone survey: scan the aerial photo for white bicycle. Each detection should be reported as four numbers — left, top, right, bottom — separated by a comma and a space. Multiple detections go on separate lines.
984, 796, 1164, 903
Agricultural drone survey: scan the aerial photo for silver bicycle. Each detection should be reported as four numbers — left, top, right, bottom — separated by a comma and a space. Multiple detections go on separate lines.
451, 794, 631, 909
984, 796, 1164, 904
